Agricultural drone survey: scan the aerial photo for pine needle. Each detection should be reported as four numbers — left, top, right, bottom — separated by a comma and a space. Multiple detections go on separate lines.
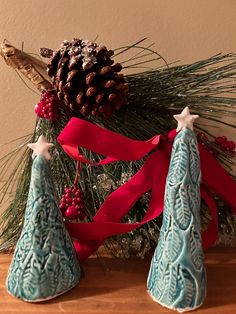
1, 40, 236, 255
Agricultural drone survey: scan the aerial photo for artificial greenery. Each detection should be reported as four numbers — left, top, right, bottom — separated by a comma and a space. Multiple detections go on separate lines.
0, 40, 236, 256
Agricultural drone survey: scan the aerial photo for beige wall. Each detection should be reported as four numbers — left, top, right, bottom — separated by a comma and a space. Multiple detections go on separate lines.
0, 0, 236, 147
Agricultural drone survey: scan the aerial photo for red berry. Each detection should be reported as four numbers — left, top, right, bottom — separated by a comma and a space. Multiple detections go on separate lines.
226, 140, 236, 151
78, 198, 84, 205
78, 210, 86, 220
65, 206, 78, 219
215, 136, 227, 146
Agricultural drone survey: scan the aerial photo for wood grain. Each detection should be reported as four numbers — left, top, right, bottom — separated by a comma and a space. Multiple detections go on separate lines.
0, 247, 236, 314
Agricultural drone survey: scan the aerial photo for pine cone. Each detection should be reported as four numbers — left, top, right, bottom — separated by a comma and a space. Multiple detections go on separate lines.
45, 39, 128, 117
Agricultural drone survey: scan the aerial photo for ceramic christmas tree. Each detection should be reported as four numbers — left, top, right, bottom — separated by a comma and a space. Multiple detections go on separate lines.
147, 107, 206, 312
6, 135, 80, 302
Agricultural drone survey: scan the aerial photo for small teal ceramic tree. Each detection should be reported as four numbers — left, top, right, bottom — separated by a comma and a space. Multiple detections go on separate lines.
6, 135, 80, 302
147, 107, 206, 312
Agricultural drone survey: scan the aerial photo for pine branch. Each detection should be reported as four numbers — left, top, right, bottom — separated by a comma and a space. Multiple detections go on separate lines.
1, 40, 236, 256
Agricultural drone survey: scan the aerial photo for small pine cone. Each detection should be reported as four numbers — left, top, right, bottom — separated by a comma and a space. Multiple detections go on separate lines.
45, 39, 128, 118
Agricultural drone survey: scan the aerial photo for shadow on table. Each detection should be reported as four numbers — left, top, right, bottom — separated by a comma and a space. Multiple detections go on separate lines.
43, 253, 236, 310
43, 256, 151, 304
201, 255, 236, 310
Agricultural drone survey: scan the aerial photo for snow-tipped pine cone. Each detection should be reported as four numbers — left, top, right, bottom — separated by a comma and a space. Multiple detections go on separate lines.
45, 39, 129, 117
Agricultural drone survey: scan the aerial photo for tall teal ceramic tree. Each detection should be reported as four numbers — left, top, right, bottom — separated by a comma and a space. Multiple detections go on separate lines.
6, 135, 80, 302
147, 107, 206, 312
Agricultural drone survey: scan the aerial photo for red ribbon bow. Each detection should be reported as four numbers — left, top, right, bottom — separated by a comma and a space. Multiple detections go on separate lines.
58, 118, 236, 261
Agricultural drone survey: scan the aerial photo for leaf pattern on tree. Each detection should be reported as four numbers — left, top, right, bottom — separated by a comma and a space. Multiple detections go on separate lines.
6, 155, 80, 302
177, 267, 196, 308
189, 137, 201, 185
165, 223, 182, 263
147, 234, 165, 293
173, 187, 192, 230
164, 266, 178, 305
167, 140, 189, 186
150, 259, 166, 300
147, 128, 206, 311
190, 227, 204, 271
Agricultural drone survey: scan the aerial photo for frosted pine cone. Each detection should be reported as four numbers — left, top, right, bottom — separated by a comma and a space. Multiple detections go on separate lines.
45, 38, 128, 117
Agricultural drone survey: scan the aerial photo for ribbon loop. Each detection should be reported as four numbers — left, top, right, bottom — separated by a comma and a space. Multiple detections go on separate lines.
58, 117, 163, 165
58, 117, 236, 260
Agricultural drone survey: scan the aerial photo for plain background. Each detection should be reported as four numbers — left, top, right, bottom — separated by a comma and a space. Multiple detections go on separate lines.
0, 0, 236, 205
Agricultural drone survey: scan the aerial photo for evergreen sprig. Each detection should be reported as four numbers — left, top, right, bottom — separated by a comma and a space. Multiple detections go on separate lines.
1, 40, 236, 255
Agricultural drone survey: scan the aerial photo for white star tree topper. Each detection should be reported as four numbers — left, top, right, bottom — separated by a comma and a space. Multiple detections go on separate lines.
27, 135, 54, 161
173, 107, 199, 132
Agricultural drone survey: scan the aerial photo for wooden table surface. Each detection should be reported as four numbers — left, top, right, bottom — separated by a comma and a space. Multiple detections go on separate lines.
0, 247, 236, 314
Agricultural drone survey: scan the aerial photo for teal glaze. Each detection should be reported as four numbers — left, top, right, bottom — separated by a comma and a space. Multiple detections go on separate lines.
6, 155, 80, 302
147, 128, 206, 312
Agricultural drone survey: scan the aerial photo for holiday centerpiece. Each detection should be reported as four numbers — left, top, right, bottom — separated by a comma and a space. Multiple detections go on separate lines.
0, 38, 236, 259
3, 102, 235, 306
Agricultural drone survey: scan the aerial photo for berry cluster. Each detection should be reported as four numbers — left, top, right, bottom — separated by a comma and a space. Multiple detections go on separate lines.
197, 132, 208, 142
215, 136, 236, 152
59, 186, 86, 220
197, 132, 236, 155
35, 90, 61, 122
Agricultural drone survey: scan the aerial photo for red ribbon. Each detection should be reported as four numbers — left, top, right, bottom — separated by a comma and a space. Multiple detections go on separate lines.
58, 118, 236, 260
